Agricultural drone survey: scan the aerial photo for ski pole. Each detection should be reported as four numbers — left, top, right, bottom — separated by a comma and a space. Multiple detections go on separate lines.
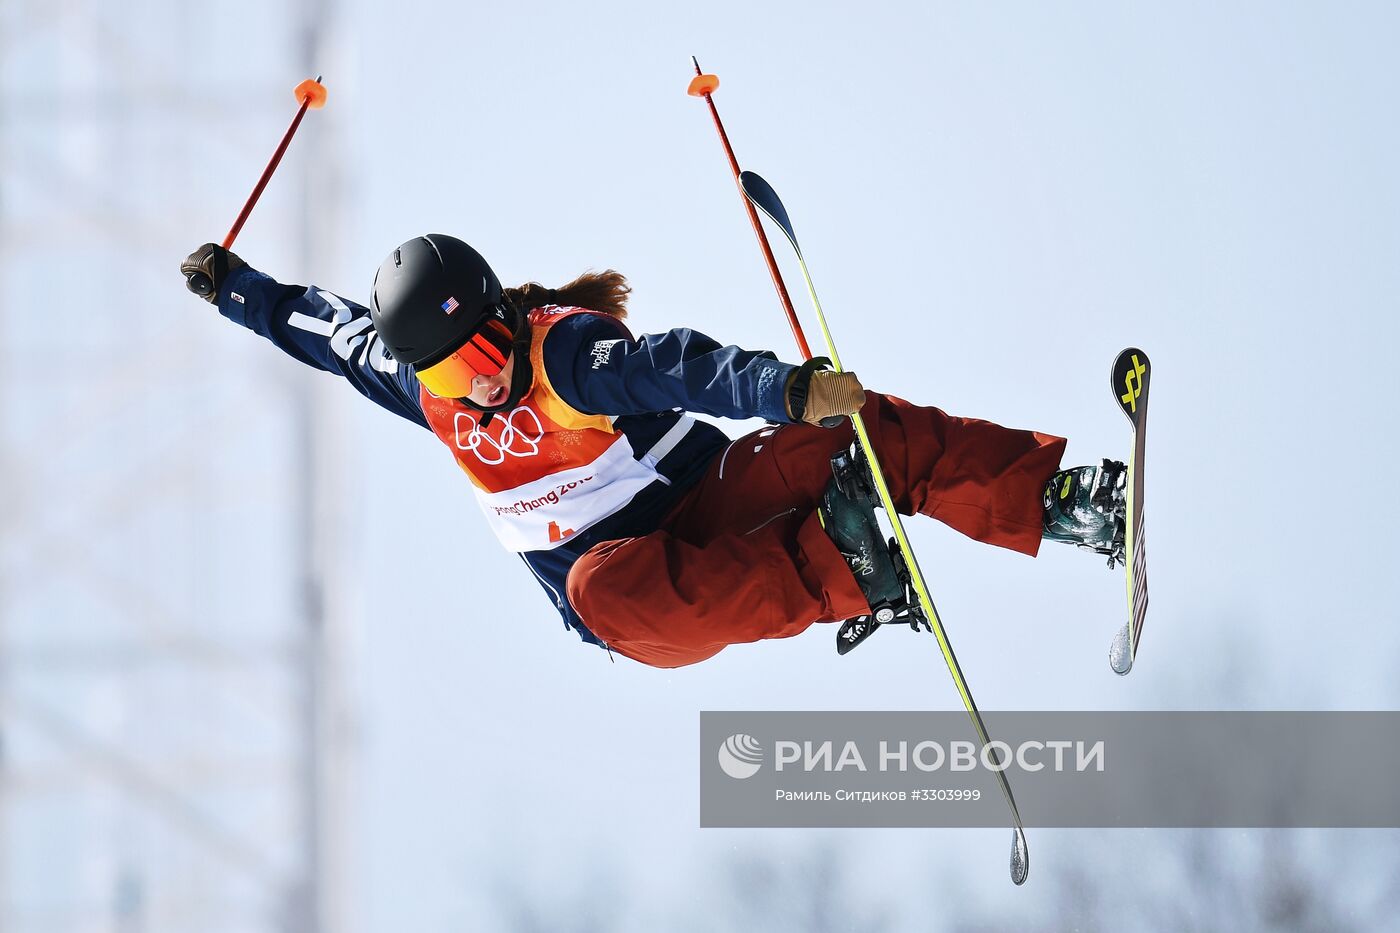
687, 59, 813, 361
185, 76, 328, 298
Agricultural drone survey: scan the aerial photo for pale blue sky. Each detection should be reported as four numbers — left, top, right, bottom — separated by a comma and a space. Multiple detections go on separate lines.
6, 0, 1398, 929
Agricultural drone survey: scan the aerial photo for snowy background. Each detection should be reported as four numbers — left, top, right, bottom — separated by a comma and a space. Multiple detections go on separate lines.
2, 1, 1397, 930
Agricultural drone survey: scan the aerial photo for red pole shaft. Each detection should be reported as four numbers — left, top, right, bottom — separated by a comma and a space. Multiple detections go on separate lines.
691, 59, 814, 361
221, 94, 315, 249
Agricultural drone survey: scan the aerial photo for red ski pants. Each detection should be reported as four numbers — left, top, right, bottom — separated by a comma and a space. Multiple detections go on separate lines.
566, 393, 1065, 668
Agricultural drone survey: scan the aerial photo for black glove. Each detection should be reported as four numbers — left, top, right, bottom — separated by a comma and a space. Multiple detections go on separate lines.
181, 243, 245, 303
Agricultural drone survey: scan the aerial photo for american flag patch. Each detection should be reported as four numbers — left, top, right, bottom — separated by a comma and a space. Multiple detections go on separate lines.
441, 297, 459, 315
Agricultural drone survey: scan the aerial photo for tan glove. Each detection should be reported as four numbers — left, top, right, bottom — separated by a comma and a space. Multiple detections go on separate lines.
804, 370, 866, 424
181, 243, 245, 303
787, 358, 867, 426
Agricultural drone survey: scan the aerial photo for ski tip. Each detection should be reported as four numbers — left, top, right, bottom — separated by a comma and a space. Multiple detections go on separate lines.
1110, 347, 1150, 424
1109, 624, 1134, 675
1010, 829, 1030, 885
1116, 346, 1148, 362
738, 171, 801, 252
688, 73, 720, 97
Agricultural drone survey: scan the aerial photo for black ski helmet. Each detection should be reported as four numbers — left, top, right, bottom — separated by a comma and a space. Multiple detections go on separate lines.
370, 234, 533, 420
370, 234, 507, 369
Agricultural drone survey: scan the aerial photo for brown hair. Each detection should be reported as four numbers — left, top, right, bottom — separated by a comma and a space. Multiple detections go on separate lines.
505, 270, 630, 320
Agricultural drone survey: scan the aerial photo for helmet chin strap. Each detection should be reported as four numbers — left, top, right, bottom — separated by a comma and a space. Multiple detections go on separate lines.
463, 350, 532, 426
460, 304, 533, 427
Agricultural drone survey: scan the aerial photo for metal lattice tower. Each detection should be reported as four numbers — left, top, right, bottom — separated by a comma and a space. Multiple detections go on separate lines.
0, 2, 352, 931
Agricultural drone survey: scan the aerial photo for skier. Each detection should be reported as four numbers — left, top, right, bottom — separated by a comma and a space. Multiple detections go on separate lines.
181, 235, 1125, 667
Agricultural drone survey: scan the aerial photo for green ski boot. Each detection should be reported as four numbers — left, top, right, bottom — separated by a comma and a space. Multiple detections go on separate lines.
820, 446, 928, 654
1042, 459, 1128, 567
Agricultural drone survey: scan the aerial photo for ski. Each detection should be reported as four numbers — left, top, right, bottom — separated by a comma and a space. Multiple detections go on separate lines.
1107, 348, 1151, 675
739, 169, 1030, 887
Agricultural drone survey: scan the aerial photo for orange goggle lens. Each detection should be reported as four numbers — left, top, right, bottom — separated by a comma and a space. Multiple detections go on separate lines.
416, 319, 514, 398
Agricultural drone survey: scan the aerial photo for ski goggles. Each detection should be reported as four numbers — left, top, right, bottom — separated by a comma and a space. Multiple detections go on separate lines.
416, 317, 515, 399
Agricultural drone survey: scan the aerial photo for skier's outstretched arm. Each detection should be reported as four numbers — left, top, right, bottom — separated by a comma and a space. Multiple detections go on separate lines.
182, 243, 428, 429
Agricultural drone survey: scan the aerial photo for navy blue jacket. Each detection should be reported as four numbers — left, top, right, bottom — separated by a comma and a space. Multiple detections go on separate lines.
214, 266, 799, 649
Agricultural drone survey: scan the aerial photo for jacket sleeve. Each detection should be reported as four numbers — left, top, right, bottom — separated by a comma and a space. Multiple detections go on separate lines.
541, 313, 799, 423
213, 265, 428, 429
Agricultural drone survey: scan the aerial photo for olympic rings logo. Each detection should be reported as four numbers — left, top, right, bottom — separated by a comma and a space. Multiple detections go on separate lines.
453, 407, 545, 465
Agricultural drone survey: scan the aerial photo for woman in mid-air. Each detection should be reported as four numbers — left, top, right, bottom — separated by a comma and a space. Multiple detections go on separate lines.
181, 235, 1124, 666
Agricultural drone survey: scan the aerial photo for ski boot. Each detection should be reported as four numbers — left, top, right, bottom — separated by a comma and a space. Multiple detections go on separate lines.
820, 445, 929, 655
1041, 459, 1128, 568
